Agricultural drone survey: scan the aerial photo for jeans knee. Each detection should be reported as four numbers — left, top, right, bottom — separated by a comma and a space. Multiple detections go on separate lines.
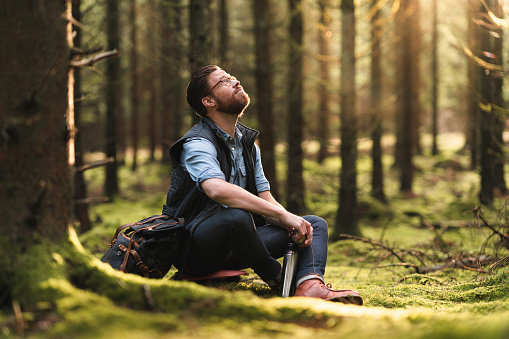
304, 215, 328, 236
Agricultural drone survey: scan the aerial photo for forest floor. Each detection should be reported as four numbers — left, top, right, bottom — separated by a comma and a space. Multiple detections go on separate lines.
4, 132, 509, 338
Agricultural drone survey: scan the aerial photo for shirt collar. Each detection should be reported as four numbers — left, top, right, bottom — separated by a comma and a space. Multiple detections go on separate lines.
205, 117, 243, 142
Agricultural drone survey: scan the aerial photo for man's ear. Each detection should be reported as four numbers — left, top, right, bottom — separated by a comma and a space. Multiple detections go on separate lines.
202, 96, 216, 109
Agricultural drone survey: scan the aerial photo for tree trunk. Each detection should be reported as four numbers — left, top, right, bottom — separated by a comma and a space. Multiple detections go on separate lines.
492, 1, 507, 196
189, 0, 213, 125
253, 0, 279, 199
334, 0, 360, 238
130, 0, 139, 172
104, 0, 120, 198
395, 0, 415, 194
0, 0, 71, 247
478, 0, 507, 204
73, 0, 91, 231
286, 0, 306, 214
431, 0, 439, 156
370, 0, 387, 204
219, 0, 231, 68
317, 0, 331, 164
467, 0, 480, 170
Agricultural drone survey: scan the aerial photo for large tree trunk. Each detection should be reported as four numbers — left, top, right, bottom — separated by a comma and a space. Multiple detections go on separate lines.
317, 0, 331, 164
334, 0, 360, 238
286, 0, 306, 214
104, 0, 120, 198
370, 0, 387, 204
0, 1, 71, 300
253, 0, 279, 199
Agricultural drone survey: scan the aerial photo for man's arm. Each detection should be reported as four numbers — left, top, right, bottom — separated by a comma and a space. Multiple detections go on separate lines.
201, 178, 312, 246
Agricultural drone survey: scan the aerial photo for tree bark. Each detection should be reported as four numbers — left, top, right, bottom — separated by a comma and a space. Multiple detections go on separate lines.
130, 0, 139, 172
73, 0, 91, 231
104, 0, 120, 198
0, 2, 71, 236
253, 0, 279, 199
431, 0, 439, 156
286, 0, 306, 214
317, 0, 331, 164
370, 0, 387, 204
334, 0, 360, 237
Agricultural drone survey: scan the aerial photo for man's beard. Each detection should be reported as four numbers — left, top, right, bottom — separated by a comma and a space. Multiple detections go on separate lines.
214, 91, 250, 117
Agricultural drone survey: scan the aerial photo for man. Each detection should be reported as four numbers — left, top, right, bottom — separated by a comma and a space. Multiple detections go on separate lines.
162, 65, 362, 305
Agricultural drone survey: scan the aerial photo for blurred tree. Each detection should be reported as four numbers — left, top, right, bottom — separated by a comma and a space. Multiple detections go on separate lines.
253, 0, 279, 199
335, 0, 360, 238
147, 2, 158, 162
130, 0, 140, 172
189, 0, 213, 124
394, 0, 421, 195
73, 0, 92, 231
370, 0, 387, 204
466, 0, 480, 170
219, 0, 231, 67
160, 0, 184, 163
478, 0, 507, 205
431, 0, 439, 156
317, 0, 331, 164
105, 0, 120, 198
286, 0, 306, 214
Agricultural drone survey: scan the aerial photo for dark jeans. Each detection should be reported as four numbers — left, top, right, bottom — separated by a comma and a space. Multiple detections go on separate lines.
184, 207, 328, 284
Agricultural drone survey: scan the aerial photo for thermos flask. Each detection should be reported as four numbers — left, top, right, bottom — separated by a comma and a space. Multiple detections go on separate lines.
280, 230, 300, 298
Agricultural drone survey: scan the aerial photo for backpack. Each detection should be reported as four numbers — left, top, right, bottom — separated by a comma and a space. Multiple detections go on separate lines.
100, 215, 187, 279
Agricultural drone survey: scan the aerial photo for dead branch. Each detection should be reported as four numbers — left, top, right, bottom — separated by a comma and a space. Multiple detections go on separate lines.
70, 49, 119, 67
472, 206, 509, 241
75, 157, 114, 173
75, 197, 110, 205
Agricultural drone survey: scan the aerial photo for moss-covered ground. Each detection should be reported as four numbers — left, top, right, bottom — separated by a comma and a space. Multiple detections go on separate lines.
3, 133, 509, 338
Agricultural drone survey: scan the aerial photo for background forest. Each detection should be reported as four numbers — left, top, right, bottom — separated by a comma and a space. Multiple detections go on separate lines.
2, 0, 509, 338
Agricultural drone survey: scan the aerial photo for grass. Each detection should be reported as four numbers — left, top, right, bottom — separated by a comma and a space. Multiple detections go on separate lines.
4, 133, 509, 338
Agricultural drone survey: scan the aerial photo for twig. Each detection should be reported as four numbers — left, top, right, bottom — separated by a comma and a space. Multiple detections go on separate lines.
472, 206, 509, 241
74, 157, 114, 173
70, 49, 119, 67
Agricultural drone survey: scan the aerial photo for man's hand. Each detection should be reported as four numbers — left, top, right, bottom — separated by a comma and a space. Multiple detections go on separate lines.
279, 212, 313, 247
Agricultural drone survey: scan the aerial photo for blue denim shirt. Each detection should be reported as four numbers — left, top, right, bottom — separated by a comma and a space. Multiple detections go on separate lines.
181, 123, 270, 193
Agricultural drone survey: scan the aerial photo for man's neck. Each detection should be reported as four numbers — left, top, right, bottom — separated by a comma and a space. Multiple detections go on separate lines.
207, 111, 238, 137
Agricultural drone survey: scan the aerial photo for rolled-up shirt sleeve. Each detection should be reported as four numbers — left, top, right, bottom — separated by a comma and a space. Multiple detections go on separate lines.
181, 138, 226, 186
254, 143, 270, 193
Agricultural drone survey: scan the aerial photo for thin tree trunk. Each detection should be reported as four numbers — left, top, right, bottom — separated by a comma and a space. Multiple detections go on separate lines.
219, 0, 231, 68
492, 1, 507, 196
334, 0, 360, 238
467, 0, 479, 170
286, 0, 306, 214
317, 0, 331, 164
370, 0, 387, 204
253, 0, 279, 199
72, 0, 91, 231
395, 0, 414, 194
130, 0, 139, 172
431, 0, 439, 156
104, 0, 120, 198
189, 0, 213, 125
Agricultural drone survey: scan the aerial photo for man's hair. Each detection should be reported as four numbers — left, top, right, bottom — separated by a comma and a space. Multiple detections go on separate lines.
186, 65, 220, 117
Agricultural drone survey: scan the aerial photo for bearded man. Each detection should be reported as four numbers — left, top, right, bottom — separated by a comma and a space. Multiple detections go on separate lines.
162, 65, 362, 305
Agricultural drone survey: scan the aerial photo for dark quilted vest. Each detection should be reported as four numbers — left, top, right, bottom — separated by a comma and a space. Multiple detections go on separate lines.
161, 117, 262, 233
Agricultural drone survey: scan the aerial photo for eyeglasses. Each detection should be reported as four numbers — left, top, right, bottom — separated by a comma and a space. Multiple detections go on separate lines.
204, 76, 237, 97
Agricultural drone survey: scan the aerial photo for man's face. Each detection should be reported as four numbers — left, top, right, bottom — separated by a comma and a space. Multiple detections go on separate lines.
207, 70, 250, 117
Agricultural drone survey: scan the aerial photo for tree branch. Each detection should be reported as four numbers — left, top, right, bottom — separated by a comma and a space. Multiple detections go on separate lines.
70, 49, 119, 67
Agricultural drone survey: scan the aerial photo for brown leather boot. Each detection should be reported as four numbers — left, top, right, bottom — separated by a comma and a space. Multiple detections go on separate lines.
294, 279, 363, 305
